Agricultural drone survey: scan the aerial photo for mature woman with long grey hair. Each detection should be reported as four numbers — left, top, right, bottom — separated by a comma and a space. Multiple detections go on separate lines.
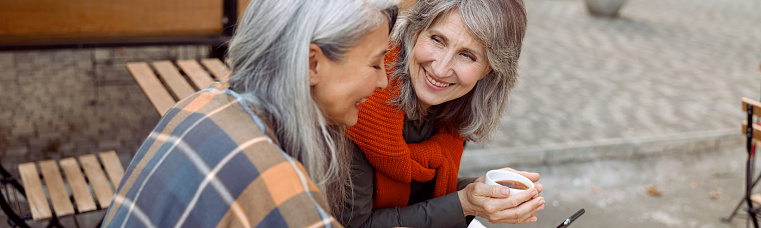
343, 0, 544, 227
103, 0, 397, 227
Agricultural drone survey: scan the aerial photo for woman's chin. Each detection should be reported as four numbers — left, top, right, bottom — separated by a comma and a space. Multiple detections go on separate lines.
333, 115, 358, 127
415, 92, 441, 108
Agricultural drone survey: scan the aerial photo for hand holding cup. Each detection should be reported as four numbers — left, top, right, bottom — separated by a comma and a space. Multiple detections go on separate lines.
457, 168, 545, 224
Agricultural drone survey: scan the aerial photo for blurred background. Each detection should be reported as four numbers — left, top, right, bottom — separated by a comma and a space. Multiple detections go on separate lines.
1, 0, 760, 227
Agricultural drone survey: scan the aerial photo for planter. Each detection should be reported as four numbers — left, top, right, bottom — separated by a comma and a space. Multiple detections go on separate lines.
584, 0, 627, 18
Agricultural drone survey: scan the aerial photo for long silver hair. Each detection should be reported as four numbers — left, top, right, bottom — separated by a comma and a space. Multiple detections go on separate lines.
390, 0, 527, 142
227, 0, 398, 215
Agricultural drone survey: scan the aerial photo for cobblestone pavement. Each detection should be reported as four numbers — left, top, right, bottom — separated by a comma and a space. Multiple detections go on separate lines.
1, 0, 761, 227
0, 46, 211, 177
461, 0, 761, 170
468, 0, 761, 150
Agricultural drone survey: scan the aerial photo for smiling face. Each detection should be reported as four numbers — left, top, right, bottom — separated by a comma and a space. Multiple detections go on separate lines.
409, 10, 492, 109
310, 21, 390, 126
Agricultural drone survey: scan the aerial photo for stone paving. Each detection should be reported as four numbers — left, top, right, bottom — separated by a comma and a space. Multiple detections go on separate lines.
0, 0, 760, 227
0, 46, 211, 176
463, 0, 761, 169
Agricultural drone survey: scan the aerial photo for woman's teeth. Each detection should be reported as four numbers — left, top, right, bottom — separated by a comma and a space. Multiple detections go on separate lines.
355, 98, 367, 106
426, 73, 451, 88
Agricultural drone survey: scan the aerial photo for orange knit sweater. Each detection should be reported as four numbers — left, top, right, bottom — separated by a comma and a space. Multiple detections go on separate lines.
345, 46, 466, 209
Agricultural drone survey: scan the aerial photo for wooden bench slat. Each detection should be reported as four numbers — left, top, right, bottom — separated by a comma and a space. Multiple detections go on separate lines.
741, 121, 761, 142
127, 62, 176, 116
742, 97, 761, 116
201, 58, 230, 79
59, 157, 97, 213
79, 154, 114, 207
99, 150, 125, 189
38, 160, 75, 217
18, 162, 52, 221
152, 60, 196, 100
177, 59, 216, 90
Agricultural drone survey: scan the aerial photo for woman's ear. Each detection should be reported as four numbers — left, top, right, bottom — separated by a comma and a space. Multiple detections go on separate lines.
309, 44, 321, 86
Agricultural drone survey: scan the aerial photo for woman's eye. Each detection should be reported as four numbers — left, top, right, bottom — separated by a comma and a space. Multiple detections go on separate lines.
431, 36, 442, 44
373, 65, 382, 70
461, 53, 476, 61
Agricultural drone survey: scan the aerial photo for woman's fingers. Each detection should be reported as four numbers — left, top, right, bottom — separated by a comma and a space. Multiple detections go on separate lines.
488, 196, 545, 224
481, 187, 538, 210
476, 188, 544, 224
515, 171, 540, 182
534, 183, 544, 195
470, 181, 509, 198
498, 167, 540, 182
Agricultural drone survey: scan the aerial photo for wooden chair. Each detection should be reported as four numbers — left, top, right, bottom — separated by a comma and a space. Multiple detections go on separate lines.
723, 98, 761, 227
126, 58, 230, 116
1, 151, 125, 227
723, 62, 761, 226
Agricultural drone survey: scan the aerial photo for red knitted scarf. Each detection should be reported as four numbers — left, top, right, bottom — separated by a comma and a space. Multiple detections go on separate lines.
345, 47, 466, 209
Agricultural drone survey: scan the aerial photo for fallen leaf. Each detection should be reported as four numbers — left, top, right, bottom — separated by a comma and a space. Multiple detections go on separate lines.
691, 181, 698, 189
592, 187, 600, 194
646, 185, 662, 196
709, 188, 722, 200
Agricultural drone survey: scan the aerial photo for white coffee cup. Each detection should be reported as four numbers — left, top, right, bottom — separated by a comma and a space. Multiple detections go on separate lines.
485, 170, 535, 196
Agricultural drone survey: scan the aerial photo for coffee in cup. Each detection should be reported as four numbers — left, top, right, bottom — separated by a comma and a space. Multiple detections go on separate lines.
485, 170, 535, 196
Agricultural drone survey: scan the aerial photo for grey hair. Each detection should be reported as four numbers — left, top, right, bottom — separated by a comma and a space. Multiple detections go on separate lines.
390, 0, 527, 142
226, 0, 398, 216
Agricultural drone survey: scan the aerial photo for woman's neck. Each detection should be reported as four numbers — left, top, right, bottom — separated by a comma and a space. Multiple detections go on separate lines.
418, 99, 431, 112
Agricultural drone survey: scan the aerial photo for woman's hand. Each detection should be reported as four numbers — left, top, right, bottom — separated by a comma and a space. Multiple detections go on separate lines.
457, 168, 545, 224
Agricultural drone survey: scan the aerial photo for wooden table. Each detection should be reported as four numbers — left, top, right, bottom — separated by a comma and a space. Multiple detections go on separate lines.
127, 58, 230, 116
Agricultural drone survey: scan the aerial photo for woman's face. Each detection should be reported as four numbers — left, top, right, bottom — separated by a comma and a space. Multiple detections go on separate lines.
409, 10, 491, 109
310, 21, 389, 126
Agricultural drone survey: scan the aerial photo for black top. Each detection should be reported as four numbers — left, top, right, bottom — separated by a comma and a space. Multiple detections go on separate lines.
340, 117, 477, 228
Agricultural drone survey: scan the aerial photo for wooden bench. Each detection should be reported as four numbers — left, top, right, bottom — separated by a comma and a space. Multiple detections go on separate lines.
1, 151, 125, 227
127, 58, 230, 116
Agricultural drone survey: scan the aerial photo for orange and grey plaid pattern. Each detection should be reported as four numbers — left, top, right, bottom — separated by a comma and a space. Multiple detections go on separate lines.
102, 82, 341, 228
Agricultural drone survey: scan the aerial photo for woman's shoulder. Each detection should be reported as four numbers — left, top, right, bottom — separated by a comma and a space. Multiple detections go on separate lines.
155, 84, 290, 169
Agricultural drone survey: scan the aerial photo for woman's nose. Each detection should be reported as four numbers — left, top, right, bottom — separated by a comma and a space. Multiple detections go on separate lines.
432, 54, 454, 78
376, 68, 388, 90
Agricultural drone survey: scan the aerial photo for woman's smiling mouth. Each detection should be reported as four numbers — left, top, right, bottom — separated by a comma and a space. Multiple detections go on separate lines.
425, 70, 452, 88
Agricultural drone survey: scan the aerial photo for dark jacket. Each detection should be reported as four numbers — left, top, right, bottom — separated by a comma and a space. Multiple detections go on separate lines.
340, 117, 477, 228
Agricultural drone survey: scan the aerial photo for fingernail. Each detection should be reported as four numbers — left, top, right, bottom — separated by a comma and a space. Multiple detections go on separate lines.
539, 198, 545, 205
501, 188, 509, 195
531, 189, 537, 196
